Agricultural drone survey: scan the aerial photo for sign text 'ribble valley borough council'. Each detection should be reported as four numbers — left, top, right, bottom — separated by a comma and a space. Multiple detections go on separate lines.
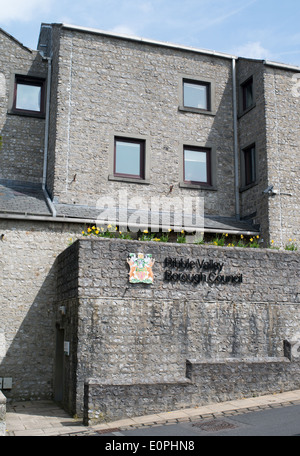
163, 257, 243, 285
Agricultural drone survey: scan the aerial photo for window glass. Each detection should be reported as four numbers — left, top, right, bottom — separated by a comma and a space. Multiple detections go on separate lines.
183, 81, 208, 110
16, 83, 42, 112
114, 139, 144, 178
244, 145, 256, 186
184, 147, 210, 184
242, 78, 253, 111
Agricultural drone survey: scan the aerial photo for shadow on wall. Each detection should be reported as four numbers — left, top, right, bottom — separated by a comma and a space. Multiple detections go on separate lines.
0, 259, 58, 401
0, 48, 47, 184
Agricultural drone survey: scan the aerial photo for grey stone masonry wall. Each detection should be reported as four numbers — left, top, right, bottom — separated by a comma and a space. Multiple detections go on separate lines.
0, 29, 47, 183
0, 391, 6, 436
84, 356, 300, 424
236, 59, 269, 241
56, 238, 300, 418
0, 219, 84, 401
263, 65, 300, 248
48, 25, 236, 218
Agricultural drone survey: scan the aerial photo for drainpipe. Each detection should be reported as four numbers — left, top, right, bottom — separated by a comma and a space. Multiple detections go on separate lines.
232, 58, 240, 220
42, 53, 57, 217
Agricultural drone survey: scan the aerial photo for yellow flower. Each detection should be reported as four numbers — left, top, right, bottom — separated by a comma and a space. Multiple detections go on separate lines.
256, 235, 259, 239
225, 233, 228, 237
95, 230, 99, 234
92, 226, 95, 230
119, 231, 122, 234
241, 234, 244, 239
250, 238, 253, 242
107, 224, 112, 229
181, 230, 184, 234
271, 240, 274, 244
143, 230, 148, 234
87, 228, 92, 232
168, 228, 172, 232
289, 238, 292, 242
82, 231, 85, 235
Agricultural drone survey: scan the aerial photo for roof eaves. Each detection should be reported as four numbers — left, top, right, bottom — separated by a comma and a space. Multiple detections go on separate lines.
263, 59, 300, 72
60, 23, 237, 60
0, 27, 33, 53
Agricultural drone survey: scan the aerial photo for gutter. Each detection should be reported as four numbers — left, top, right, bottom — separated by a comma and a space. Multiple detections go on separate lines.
40, 35, 57, 217
0, 212, 260, 236
263, 60, 300, 72
61, 23, 237, 60
232, 58, 240, 220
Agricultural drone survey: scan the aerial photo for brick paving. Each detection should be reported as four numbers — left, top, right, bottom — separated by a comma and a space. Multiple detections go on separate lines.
5, 389, 300, 436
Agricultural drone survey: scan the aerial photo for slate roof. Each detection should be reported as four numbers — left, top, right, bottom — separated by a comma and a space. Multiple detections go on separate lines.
0, 180, 260, 234
0, 180, 51, 216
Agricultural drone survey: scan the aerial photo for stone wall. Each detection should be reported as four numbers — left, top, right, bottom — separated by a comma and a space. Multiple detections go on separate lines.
0, 29, 47, 183
48, 25, 236, 218
84, 356, 300, 425
0, 391, 6, 436
0, 219, 83, 400
56, 237, 300, 420
263, 65, 300, 247
236, 59, 269, 241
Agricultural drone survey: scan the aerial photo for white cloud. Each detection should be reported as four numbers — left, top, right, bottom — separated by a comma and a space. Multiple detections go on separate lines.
0, 0, 52, 23
109, 25, 138, 37
233, 41, 272, 60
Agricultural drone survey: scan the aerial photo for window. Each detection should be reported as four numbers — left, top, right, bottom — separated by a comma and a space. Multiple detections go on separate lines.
241, 77, 254, 111
114, 137, 145, 179
183, 79, 210, 111
183, 146, 211, 185
242, 144, 256, 187
179, 75, 215, 115
12, 75, 45, 115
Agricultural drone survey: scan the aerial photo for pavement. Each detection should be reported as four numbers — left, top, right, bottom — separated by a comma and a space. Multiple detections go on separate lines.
4, 389, 300, 436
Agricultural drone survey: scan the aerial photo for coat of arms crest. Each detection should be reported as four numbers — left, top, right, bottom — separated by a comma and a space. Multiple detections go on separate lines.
127, 253, 155, 284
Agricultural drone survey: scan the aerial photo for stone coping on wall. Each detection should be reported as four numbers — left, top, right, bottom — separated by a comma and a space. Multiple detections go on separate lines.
85, 377, 192, 386
83, 354, 300, 425
187, 356, 289, 364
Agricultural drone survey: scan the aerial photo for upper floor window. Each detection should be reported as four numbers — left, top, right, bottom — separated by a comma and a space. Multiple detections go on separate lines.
114, 137, 145, 179
241, 143, 257, 189
183, 79, 210, 111
179, 75, 215, 115
241, 76, 254, 112
12, 75, 45, 116
183, 145, 211, 186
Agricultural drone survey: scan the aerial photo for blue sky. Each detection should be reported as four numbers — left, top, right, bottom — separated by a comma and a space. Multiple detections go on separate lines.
1, 0, 300, 66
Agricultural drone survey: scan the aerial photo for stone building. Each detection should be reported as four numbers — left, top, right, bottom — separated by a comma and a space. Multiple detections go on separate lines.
0, 23, 299, 421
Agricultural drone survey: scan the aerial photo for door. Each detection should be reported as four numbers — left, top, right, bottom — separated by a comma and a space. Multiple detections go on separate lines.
54, 325, 64, 402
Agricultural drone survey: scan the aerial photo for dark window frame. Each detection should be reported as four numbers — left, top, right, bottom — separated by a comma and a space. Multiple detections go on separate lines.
114, 137, 146, 180
243, 144, 256, 187
240, 143, 257, 192
12, 75, 46, 116
183, 145, 212, 186
183, 78, 211, 112
241, 76, 254, 112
